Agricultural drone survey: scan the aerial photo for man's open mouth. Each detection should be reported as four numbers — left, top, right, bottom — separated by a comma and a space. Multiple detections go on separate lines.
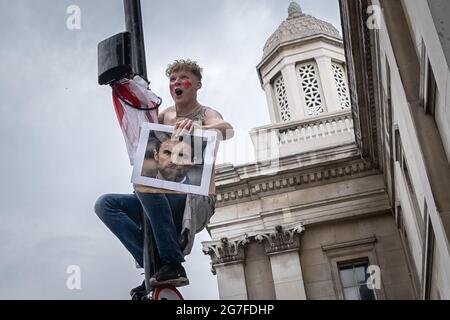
175, 88, 183, 96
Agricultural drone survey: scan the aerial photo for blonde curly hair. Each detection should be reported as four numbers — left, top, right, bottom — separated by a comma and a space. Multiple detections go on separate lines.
165, 59, 203, 81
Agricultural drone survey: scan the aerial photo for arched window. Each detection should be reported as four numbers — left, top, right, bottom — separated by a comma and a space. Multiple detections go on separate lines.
297, 62, 325, 116
273, 74, 292, 122
332, 62, 351, 110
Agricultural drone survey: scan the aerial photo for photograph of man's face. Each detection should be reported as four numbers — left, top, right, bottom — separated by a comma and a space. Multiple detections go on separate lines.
132, 123, 217, 195
154, 135, 193, 183
141, 131, 205, 186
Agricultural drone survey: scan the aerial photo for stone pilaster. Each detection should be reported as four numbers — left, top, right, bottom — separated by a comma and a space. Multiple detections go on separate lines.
255, 224, 307, 300
202, 234, 250, 300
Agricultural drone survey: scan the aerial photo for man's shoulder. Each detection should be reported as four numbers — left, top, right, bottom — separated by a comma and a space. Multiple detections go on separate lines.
203, 106, 223, 120
159, 106, 176, 123
161, 105, 176, 114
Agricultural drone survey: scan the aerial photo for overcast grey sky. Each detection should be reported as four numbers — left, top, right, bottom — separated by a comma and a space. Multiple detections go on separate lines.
0, 0, 341, 299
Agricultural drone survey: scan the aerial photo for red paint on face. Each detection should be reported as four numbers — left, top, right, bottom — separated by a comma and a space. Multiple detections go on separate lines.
181, 80, 192, 89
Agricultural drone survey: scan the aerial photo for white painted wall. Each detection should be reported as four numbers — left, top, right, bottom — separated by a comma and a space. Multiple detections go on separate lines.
374, 0, 450, 299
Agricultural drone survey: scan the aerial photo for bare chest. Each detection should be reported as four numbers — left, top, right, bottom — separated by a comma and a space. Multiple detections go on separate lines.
162, 107, 207, 126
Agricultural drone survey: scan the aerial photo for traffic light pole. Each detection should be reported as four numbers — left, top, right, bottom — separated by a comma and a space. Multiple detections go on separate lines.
123, 0, 159, 295
123, 0, 147, 79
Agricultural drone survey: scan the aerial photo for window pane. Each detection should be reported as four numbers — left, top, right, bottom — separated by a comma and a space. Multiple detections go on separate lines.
331, 63, 351, 110
343, 287, 360, 300
274, 75, 292, 122
354, 265, 367, 285
339, 267, 355, 287
297, 63, 325, 116
359, 285, 376, 300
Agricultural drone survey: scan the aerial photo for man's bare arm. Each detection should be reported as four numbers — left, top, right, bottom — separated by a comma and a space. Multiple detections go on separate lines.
173, 108, 234, 141
202, 108, 234, 141
157, 109, 166, 124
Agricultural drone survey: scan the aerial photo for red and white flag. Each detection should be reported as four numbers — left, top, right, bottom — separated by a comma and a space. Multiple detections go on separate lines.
111, 75, 160, 165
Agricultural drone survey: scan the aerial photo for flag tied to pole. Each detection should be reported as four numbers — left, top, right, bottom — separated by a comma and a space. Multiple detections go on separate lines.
111, 75, 161, 165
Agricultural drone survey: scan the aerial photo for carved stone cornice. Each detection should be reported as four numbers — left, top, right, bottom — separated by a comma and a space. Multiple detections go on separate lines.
255, 224, 305, 255
216, 144, 360, 184
339, 0, 380, 168
215, 158, 376, 206
202, 234, 250, 267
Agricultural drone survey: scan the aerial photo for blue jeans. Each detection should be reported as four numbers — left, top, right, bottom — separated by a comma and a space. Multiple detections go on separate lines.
94, 192, 187, 267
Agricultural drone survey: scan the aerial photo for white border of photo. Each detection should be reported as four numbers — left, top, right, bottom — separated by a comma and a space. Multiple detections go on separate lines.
131, 122, 217, 196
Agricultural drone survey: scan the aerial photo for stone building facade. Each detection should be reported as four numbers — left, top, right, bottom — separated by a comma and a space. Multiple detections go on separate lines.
202, 0, 450, 300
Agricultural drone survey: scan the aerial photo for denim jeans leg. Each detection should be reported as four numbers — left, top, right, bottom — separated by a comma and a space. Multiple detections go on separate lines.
165, 193, 187, 236
135, 192, 186, 264
94, 193, 145, 267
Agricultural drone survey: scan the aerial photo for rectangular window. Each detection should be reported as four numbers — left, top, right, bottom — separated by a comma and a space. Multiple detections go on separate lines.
424, 215, 435, 299
402, 156, 413, 192
423, 200, 428, 241
396, 205, 403, 229
402, 154, 425, 237
331, 62, 351, 110
338, 261, 376, 300
385, 60, 392, 144
425, 60, 437, 116
395, 129, 402, 163
420, 40, 437, 116
419, 39, 437, 116
297, 62, 325, 116
420, 39, 426, 104
273, 74, 292, 122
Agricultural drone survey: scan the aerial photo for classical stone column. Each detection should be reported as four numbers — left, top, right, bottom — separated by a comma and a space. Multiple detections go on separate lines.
255, 224, 306, 300
202, 234, 250, 300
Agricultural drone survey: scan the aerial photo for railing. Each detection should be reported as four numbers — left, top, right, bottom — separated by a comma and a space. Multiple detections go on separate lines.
276, 111, 354, 144
250, 111, 355, 161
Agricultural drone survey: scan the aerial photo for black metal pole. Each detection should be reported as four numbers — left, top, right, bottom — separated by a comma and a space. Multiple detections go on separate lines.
123, 0, 158, 296
123, 0, 147, 79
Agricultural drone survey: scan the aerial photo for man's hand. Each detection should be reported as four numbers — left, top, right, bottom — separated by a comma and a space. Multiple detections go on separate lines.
173, 119, 201, 138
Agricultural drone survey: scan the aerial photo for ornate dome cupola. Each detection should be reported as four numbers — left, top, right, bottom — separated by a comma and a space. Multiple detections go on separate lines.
257, 1, 350, 123
263, 2, 341, 60
252, 1, 354, 161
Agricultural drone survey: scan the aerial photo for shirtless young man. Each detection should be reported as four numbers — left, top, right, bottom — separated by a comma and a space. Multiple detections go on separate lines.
95, 59, 233, 297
